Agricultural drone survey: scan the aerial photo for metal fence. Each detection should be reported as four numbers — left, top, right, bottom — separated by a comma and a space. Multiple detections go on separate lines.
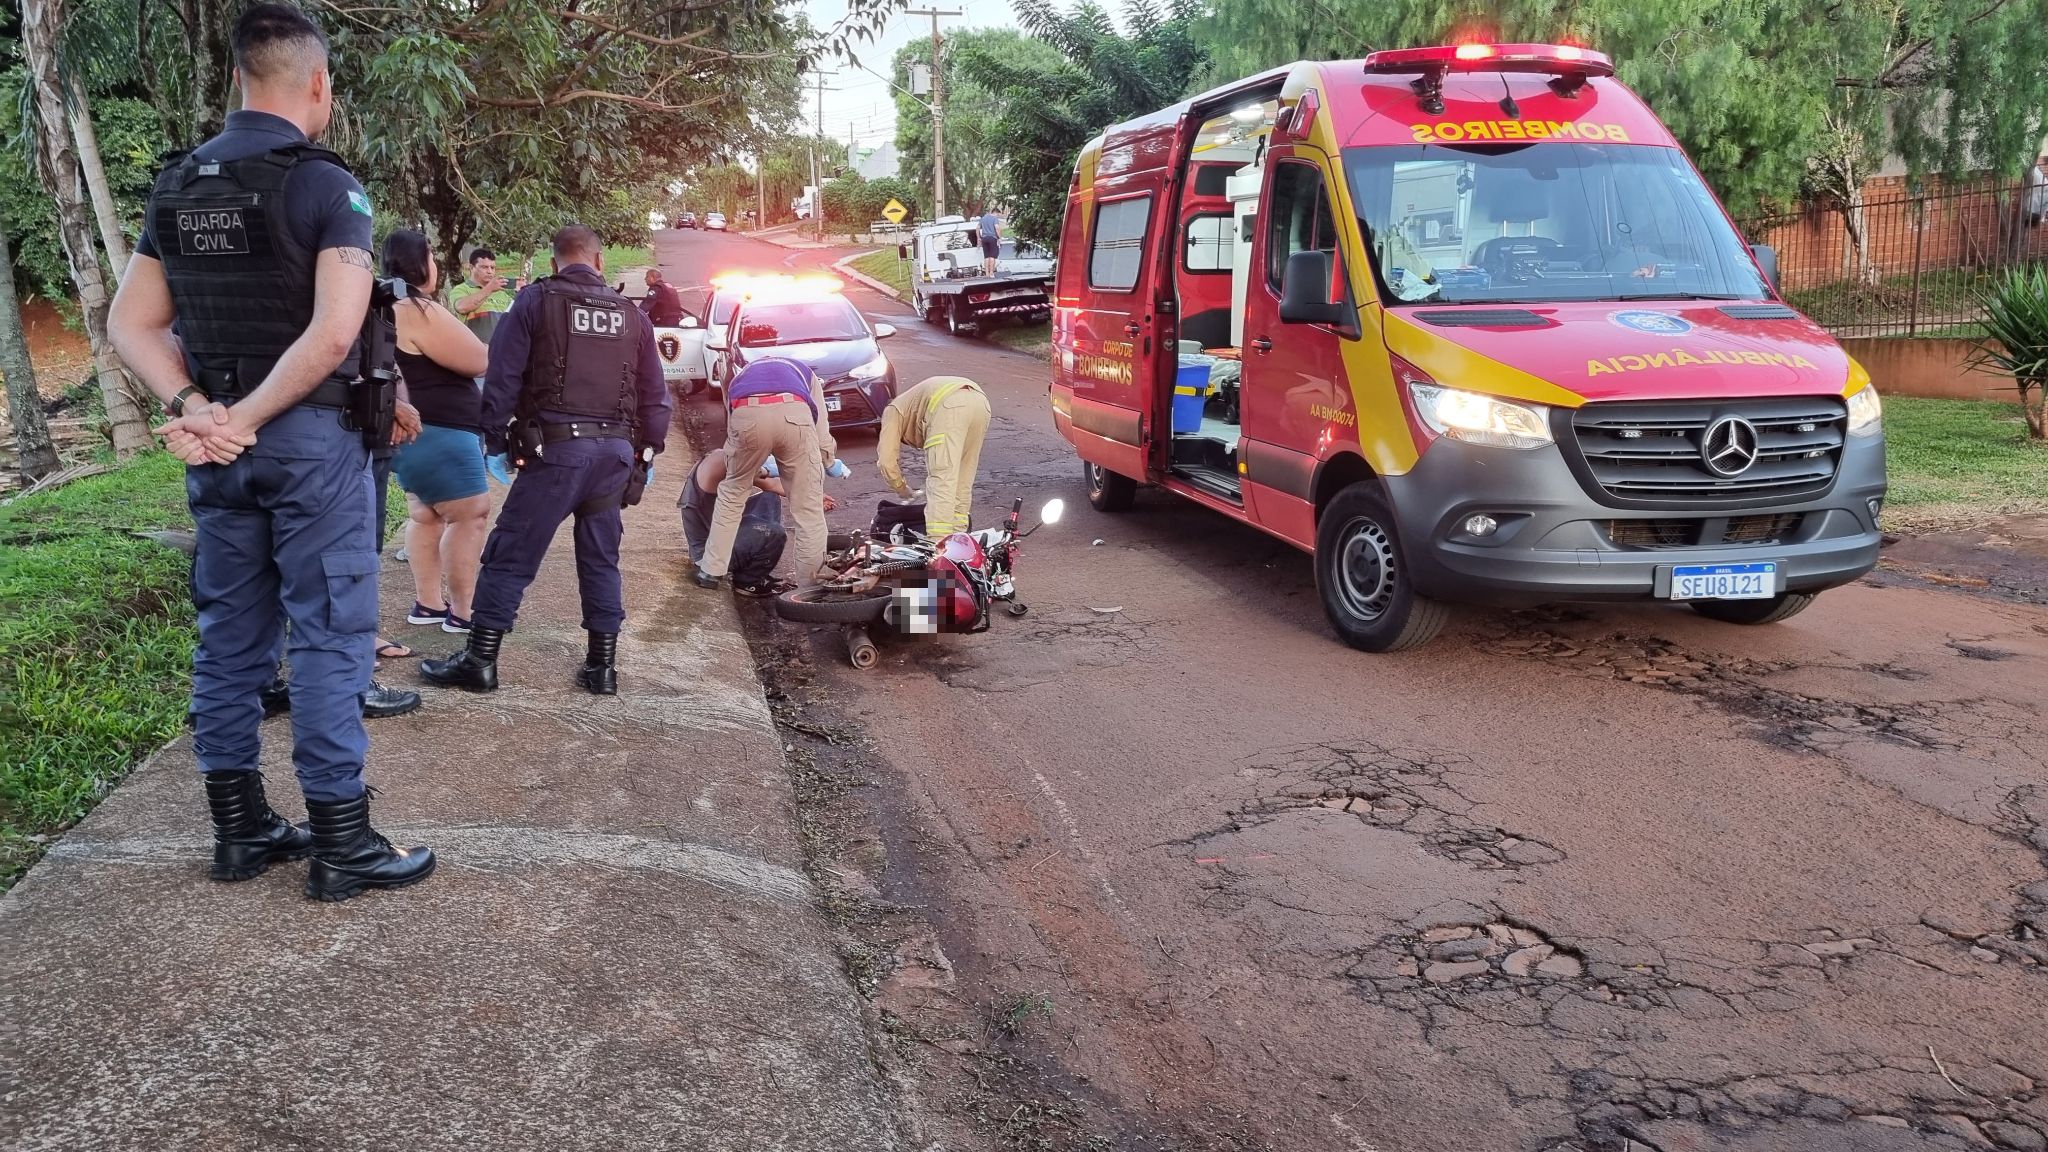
1741, 179, 2048, 339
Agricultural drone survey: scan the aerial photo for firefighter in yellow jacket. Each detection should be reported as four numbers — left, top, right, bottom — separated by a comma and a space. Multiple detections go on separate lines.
877, 376, 992, 536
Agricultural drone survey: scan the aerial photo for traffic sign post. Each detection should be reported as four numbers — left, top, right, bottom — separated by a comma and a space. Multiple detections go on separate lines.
882, 199, 908, 225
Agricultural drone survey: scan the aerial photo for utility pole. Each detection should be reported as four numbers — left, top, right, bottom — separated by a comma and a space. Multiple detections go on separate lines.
755, 132, 766, 231
908, 8, 961, 218
807, 70, 838, 242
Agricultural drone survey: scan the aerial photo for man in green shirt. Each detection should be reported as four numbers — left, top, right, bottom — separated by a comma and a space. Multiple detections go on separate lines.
449, 247, 518, 318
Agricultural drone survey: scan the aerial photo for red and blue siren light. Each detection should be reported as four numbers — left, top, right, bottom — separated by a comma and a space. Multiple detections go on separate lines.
1363, 43, 1615, 78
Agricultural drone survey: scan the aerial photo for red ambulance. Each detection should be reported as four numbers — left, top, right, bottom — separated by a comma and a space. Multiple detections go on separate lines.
1049, 43, 1887, 651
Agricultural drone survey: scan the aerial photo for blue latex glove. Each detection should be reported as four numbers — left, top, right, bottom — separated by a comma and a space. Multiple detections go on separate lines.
485, 453, 512, 485
760, 454, 780, 477
826, 458, 852, 479
644, 464, 655, 486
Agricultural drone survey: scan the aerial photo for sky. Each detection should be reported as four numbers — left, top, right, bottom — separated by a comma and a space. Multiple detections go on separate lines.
799, 0, 1020, 149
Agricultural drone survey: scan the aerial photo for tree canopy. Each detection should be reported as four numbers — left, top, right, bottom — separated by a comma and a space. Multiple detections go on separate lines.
1193, 0, 2048, 216
958, 0, 1208, 242
889, 28, 1064, 217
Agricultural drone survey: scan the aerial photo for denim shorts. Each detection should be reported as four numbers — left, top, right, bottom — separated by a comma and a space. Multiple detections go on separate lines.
392, 424, 487, 505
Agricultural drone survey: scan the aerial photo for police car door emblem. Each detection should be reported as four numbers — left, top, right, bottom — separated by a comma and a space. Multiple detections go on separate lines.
570, 303, 626, 339
1700, 415, 1760, 476
176, 207, 251, 256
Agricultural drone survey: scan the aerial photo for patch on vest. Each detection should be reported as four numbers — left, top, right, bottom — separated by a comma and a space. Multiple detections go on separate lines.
570, 303, 628, 339
175, 207, 251, 256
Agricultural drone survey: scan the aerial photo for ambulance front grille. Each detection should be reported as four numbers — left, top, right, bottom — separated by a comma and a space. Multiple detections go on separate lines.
1566, 397, 1847, 506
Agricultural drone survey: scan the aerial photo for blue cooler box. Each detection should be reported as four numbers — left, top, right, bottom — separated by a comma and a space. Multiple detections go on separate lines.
1171, 362, 1212, 434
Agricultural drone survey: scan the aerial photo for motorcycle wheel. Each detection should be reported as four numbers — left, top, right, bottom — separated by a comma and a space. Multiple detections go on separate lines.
776, 584, 894, 625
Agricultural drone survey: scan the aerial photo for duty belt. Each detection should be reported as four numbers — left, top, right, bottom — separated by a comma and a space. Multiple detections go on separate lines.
540, 420, 633, 443
197, 368, 352, 411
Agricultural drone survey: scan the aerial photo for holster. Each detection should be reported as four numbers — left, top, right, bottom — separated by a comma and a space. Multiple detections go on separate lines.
342, 373, 397, 449
511, 418, 546, 468
620, 468, 649, 508
345, 284, 401, 449
618, 445, 655, 509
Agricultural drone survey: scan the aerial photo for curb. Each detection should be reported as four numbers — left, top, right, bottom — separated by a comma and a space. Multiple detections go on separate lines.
831, 251, 904, 301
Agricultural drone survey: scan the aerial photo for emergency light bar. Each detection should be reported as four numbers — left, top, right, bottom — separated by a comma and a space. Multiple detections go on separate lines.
1367, 43, 1613, 114
1368, 43, 1605, 77
1363, 43, 1614, 78
711, 271, 844, 300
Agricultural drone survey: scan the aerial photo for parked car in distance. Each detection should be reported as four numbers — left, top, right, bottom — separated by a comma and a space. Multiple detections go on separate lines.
676, 212, 698, 229
705, 212, 729, 232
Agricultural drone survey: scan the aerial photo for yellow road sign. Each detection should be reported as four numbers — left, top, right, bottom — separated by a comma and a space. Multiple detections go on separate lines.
882, 199, 909, 224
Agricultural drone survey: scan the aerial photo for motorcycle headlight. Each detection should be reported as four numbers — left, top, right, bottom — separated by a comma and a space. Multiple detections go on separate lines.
849, 352, 890, 380
1846, 385, 1882, 437
1407, 383, 1554, 450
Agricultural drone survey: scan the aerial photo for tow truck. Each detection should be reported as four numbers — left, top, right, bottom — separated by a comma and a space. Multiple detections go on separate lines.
901, 217, 1054, 337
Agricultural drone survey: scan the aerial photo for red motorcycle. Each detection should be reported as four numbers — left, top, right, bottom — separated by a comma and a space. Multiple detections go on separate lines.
774, 497, 1065, 668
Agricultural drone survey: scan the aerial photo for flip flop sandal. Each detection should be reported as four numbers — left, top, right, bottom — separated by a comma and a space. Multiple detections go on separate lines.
375, 640, 418, 660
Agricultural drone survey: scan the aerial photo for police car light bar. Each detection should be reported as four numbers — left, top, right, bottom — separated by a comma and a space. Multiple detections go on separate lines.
710, 272, 844, 300
1363, 43, 1614, 78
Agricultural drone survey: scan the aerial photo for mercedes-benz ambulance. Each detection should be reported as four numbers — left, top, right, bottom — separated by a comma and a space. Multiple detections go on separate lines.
1049, 43, 1886, 651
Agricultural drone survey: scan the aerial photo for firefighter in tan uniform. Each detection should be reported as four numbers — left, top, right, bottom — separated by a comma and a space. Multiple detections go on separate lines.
878, 376, 992, 536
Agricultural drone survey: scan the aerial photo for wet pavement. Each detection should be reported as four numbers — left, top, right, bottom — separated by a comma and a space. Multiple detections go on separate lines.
659, 227, 2048, 1152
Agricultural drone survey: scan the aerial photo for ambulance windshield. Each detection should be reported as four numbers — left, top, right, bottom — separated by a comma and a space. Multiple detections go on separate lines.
1343, 143, 1768, 305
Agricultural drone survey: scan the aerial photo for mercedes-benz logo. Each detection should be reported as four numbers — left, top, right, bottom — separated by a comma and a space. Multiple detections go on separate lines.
1700, 416, 1761, 477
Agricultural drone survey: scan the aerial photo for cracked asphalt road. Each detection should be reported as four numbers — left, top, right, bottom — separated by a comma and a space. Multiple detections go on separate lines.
661, 229, 2048, 1152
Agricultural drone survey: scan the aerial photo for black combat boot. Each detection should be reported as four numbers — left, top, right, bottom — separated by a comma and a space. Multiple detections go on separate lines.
205, 771, 313, 881
418, 625, 504, 692
576, 631, 619, 696
259, 676, 291, 715
303, 791, 436, 902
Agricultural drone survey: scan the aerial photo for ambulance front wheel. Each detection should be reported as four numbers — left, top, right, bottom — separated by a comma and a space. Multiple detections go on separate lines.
1315, 484, 1448, 653
1086, 461, 1136, 512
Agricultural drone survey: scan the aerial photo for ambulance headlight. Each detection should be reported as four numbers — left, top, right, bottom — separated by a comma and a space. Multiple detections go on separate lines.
1846, 385, 1883, 437
849, 353, 891, 380
1408, 383, 1554, 450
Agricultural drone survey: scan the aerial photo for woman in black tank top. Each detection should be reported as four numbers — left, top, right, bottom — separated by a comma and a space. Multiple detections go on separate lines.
383, 230, 492, 634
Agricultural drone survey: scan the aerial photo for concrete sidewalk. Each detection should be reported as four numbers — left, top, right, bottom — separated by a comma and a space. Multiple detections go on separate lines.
0, 450, 905, 1150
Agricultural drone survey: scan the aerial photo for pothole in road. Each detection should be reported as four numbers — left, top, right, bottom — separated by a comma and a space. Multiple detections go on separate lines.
1479, 613, 1972, 754
1570, 1057, 2048, 1152
1227, 741, 1566, 871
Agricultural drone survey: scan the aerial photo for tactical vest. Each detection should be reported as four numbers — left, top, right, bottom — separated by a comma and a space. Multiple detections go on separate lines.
146, 144, 361, 393
523, 276, 641, 425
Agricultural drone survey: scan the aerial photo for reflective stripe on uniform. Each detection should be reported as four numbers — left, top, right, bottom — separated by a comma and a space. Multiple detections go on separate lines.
923, 379, 977, 423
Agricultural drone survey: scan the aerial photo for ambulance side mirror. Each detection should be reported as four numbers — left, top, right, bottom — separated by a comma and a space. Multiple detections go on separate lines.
874, 323, 897, 338
1749, 244, 1780, 293
681, 315, 701, 329
1279, 250, 1347, 326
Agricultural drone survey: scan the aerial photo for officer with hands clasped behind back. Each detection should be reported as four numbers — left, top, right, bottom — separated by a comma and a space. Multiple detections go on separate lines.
420, 225, 671, 695
107, 2, 433, 902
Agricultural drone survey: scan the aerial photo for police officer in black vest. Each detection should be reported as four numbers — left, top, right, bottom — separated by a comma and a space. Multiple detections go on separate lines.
421, 225, 671, 694
108, 3, 433, 901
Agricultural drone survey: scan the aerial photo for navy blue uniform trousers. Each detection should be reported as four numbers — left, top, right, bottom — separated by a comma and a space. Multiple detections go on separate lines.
188, 405, 377, 801
471, 435, 633, 633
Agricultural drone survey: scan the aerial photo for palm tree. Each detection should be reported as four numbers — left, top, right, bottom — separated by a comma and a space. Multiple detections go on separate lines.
19, 0, 150, 457
1, 223, 62, 483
